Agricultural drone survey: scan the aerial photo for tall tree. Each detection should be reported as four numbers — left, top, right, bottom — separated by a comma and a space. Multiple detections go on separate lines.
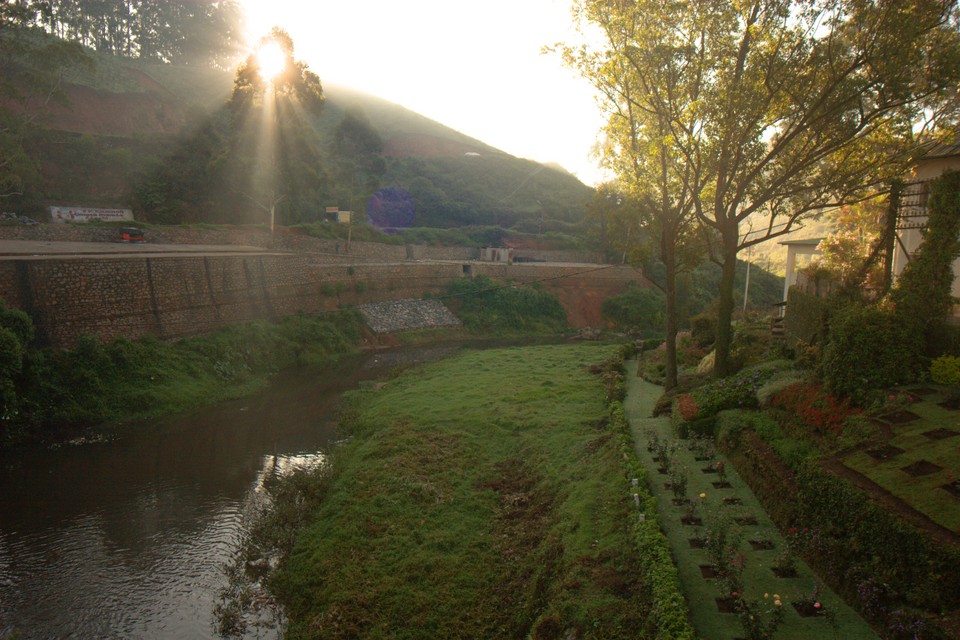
569, 0, 960, 377
562, 5, 704, 388
136, 28, 328, 225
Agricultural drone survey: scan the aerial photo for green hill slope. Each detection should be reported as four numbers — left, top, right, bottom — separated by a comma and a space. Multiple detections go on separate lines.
6, 41, 593, 234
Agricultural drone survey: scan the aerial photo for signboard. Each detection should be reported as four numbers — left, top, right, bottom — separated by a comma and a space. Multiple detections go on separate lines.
49, 206, 134, 224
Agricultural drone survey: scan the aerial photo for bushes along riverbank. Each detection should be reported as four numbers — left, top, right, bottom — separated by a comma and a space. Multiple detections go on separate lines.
0, 307, 365, 447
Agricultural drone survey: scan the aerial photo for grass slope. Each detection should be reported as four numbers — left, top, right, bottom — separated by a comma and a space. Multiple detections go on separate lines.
270, 343, 654, 639
833, 385, 960, 534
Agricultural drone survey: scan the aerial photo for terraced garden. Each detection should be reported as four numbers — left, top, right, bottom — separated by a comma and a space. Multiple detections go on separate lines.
625, 372, 878, 640
837, 386, 960, 536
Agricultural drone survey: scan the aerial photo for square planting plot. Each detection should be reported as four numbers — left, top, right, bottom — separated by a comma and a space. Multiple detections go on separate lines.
866, 445, 905, 461
793, 602, 827, 618
699, 564, 719, 579
878, 410, 921, 425
941, 482, 960, 499
909, 387, 937, 396
723, 497, 743, 505
688, 537, 706, 548
712, 481, 733, 489
749, 539, 775, 550
715, 597, 736, 614
734, 516, 758, 526
922, 428, 960, 441
901, 460, 943, 477
939, 398, 960, 410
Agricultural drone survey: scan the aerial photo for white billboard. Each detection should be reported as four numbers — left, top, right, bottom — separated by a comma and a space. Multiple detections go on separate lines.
49, 206, 133, 224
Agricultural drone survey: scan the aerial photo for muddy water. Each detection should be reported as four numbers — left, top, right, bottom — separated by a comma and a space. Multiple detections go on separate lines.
0, 346, 459, 639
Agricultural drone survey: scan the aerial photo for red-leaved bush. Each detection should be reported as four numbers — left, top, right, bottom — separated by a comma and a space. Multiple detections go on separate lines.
771, 383, 859, 435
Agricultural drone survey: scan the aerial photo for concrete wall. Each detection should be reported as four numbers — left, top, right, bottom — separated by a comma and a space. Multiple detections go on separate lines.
0, 255, 645, 348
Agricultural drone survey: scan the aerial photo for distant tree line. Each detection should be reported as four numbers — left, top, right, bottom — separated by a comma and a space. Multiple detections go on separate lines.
2, 0, 244, 66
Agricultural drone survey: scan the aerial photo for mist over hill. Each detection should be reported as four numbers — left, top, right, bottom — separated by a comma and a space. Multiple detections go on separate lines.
5, 42, 592, 236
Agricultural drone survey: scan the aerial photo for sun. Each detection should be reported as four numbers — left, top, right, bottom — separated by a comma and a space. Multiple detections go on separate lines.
256, 40, 286, 82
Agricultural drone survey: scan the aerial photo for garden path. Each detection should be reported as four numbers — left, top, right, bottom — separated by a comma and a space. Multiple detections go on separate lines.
623, 363, 878, 640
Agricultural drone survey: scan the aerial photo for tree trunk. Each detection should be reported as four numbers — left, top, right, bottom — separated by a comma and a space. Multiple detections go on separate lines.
663, 233, 679, 390
714, 228, 739, 378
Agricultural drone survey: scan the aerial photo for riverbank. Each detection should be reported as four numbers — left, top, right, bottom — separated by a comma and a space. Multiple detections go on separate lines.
244, 343, 654, 638
2, 269, 592, 450
0, 308, 371, 449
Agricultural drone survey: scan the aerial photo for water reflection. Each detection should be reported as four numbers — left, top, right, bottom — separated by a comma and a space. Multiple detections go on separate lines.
0, 348, 451, 640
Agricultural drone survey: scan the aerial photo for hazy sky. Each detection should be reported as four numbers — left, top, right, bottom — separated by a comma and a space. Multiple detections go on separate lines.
237, 0, 607, 186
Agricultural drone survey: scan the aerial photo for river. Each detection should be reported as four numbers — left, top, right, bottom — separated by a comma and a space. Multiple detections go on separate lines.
0, 345, 460, 639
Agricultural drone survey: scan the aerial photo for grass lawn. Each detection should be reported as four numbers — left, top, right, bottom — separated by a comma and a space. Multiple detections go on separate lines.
625, 370, 878, 640
269, 342, 658, 638
841, 385, 960, 533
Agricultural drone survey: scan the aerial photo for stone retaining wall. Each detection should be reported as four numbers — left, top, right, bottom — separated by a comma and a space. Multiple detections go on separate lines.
0, 251, 644, 348
359, 299, 462, 333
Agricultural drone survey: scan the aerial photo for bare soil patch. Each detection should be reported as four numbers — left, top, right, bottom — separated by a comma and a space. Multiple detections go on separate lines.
901, 460, 943, 477
877, 410, 921, 425
923, 428, 960, 441
865, 445, 905, 461
941, 483, 960, 499
939, 398, 960, 411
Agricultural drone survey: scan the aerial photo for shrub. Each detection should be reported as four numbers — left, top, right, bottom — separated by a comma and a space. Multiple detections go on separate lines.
444, 276, 567, 334
600, 283, 665, 337
689, 309, 717, 348
728, 321, 771, 373
756, 370, 806, 406
0, 327, 24, 380
690, 366, 774, 419
0, 327, 24, 423
782, 288, 831, 349
0, 306, 35, 346
820, 304, 923, 402
930, 355, 960, 386
770, 382, 860, 436
890, 171, 960, 337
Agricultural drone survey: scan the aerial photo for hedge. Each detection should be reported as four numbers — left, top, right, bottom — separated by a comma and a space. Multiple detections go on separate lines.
609, 400, 696, 640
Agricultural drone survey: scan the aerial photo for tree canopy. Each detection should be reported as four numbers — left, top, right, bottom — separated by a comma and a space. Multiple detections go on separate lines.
568, 0, 960, 376
4, 0, 245, 67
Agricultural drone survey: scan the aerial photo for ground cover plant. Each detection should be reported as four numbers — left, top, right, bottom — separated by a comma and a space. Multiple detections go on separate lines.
266, 343, 659, 638
625, 372, 878, 640
440, 275, 568, 335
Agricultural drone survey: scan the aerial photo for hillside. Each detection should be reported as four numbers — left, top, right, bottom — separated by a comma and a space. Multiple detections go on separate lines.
6, 44, 593, 236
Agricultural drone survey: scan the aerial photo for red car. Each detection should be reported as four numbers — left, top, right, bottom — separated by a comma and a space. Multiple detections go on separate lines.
117, 227, 145, 242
